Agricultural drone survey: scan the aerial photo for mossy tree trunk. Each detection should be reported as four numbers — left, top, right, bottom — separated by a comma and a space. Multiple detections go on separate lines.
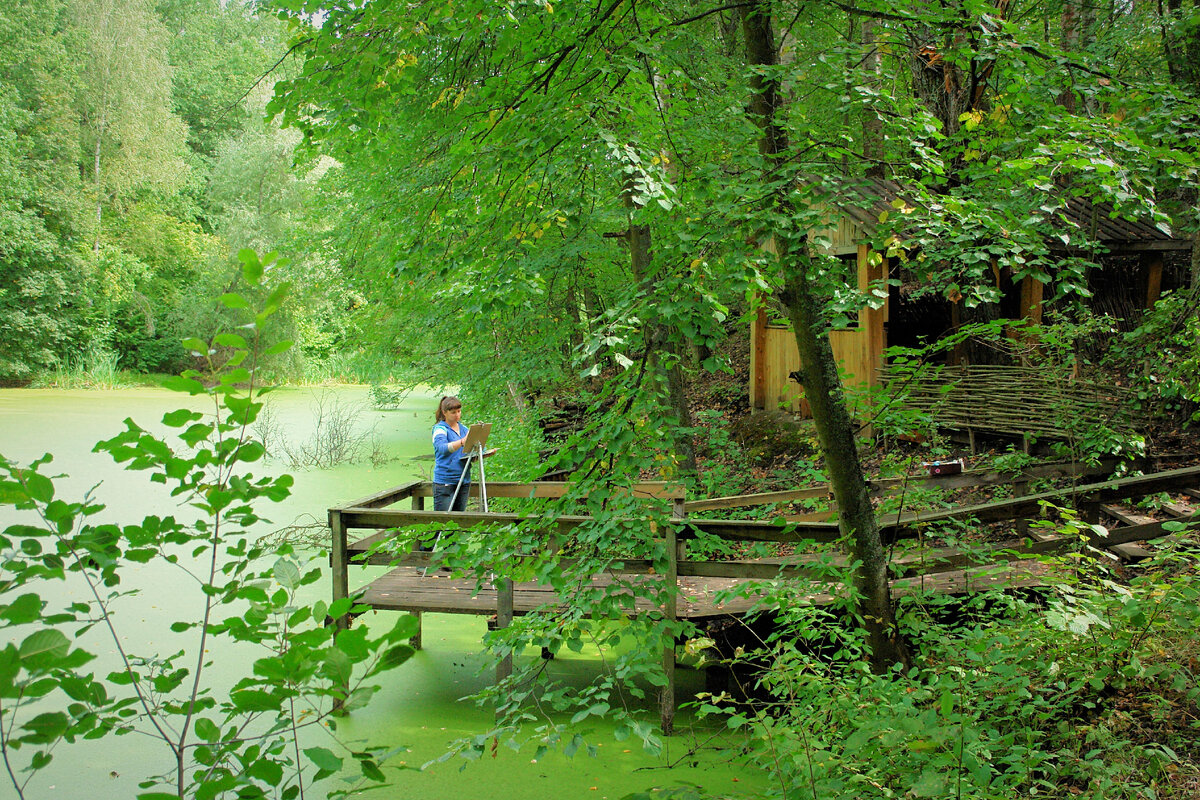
741, 1, 909, 672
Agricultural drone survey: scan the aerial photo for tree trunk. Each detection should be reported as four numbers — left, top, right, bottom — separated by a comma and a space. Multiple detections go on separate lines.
860, 16, 885, 178
93, 136, 103, 255
741, 2, 909, 672
623, 186, 698, 475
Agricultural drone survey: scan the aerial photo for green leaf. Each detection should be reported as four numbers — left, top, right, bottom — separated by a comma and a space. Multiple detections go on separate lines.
265, 339, 294, 355
20, 712, 68, 743
213, 333, 248, 349
377, 644, 415, 670
219, 293, 251, 310
162, 376, 207, 395
162, 409, 201, 428
359, 759, 385, 783
194, 717, 221, 742
304, 746, 343, 773
247, 758, 284, 786
19, 629, 70, 669
231, 689, 281, 712
23, 472, 53, 503
235, 441, 266, 464
264, 281, 291, 312
2, 593, 43, 624
274, 558, 301, 589
239, 249, 264, 285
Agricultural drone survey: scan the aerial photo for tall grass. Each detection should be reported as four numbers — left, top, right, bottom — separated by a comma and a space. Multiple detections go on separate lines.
36, 344, 125, 389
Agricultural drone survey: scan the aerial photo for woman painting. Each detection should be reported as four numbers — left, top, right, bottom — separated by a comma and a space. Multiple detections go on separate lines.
431, 395, 471, 512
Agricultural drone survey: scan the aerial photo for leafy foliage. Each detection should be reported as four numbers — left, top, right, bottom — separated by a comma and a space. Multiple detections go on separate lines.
0, 254, 414, 799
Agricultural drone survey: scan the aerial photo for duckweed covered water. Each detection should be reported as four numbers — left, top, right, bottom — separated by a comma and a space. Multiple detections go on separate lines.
0, 387, 762, 799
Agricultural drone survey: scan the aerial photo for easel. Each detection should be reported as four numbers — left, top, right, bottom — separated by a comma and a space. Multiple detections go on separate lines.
448, 441, 490, 513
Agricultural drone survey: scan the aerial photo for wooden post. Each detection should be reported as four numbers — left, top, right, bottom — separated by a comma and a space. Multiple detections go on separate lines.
660, 520, 679, 735
750, 303, 768, 412
1080, 495, 1101, 525
328, 508, 350, 712
496, 577, 514, 686
1142, 252, 1164, 309
410, 491, 425, 650
857, 247, 886, 439
1020, 275, 1044, 325
858, 247, 886, 388
330, 509, 350, 631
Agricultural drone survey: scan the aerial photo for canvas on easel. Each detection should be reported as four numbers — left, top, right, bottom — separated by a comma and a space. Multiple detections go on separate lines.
460, 422, 492, 455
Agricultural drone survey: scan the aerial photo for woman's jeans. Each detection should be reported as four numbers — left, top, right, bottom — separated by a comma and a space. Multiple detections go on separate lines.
433, 482, 469, 512
424, 482, 469, 552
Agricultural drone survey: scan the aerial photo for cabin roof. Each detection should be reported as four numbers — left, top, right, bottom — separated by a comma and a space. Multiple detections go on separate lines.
820, 177, 1191, 253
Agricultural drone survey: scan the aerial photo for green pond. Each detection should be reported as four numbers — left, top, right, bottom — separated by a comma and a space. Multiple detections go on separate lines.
0, 387, 764, 800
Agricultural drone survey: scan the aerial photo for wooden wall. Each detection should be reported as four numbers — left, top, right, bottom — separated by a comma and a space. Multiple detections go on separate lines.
750, 245, 886, 416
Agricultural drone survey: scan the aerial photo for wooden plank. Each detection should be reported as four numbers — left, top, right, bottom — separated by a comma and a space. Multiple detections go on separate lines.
683, 459, 1123, 515
681, 518, 841, 543
1100, 504, 1154, 527
350, 556, 1061, 623
1142, 252, 1164, 308
496, 576, 514, 683
407, 481, 685, 501
1091, 514, 1200, 547
333, 480, 422, 511
1020, 275, 1044, 325
1163, 502, 1193, 519
339, 507, 844, 545
882, 465, 1200, 535
329, 509, 350, 629
860, 245, 885, 391
685, 486, 831, 512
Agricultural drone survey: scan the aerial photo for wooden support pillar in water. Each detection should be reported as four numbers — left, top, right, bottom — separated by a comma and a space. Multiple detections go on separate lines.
660, 513, 683, 735
496, 577, 514, 687
329, 508, 350, 711
410, 492, 424, 650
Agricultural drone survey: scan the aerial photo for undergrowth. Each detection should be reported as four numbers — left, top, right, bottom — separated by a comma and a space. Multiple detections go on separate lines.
651, 527, 1200, 800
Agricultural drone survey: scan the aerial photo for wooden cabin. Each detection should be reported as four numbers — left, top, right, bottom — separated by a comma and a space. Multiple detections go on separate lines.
750, 179, 1193, 417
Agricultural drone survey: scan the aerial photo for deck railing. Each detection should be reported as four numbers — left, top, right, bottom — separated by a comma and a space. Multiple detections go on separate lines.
328, 465, 1200, 731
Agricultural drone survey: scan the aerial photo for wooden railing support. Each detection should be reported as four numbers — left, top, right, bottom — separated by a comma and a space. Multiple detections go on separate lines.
660, 504, 685, 735
410, 491, 424, 650
328, 508, 350, 712
496, 577, 514, 688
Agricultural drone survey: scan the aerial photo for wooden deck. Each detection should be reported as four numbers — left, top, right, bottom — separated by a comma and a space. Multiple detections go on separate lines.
355, 558, 1057, 619
330, 467, 1200, 733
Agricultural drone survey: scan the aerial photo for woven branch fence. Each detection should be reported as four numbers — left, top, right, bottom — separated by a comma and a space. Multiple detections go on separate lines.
879, 363, 1133, 440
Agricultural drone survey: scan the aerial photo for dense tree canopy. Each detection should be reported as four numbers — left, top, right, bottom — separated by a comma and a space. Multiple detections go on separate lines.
262, 0, 1198, 672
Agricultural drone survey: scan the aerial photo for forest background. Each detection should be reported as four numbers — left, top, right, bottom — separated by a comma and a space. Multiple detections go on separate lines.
4, 0, 1200, 797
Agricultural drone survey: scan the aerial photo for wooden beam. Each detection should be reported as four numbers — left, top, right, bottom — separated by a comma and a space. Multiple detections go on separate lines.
684, 486, 832, 513
333, 480, 422, 511
328, 508, 350, 712
661, 523, 678, 735
496, 576, 514, 686
1020, 275, 1044, 325
400, 481, 686, 501
1092, 514, 1200, 547
1142, 252, 1164, 308
859, 245, 886, 389
751, 303, 769, 411
882, 465, 1200, 536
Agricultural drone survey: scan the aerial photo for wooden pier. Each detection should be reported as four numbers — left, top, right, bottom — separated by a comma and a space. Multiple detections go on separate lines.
329, 464, 1200, 732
